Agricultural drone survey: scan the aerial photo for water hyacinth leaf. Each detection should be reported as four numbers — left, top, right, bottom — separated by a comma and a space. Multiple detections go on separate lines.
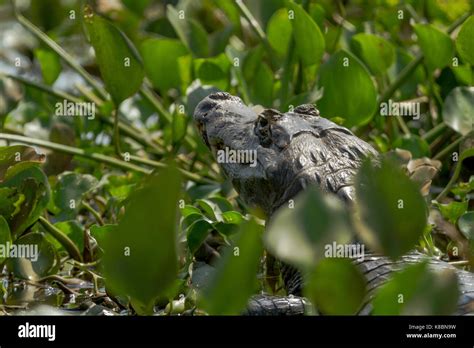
0, 216, 11, 264
455, 15, 474, 65
200, 218, 263, 315
318, 50, 377, 127
288, 2, 325, 67
266, 8, 292, 57
194, 54, 230, 91
100, 165, 182, 315
305, 258, 366, 315
0, 145, 46, 181
52, 172, 98, 221
6, 233, 58, 280
167, 5, 209, 57
90, 224, 116, 253
0, 165, 51, 237
187, 219, 213, 254
265, 186, 353, 269
458, 212, 474, 240
35, 48, 61, 85
442, 86, 474, 135
52, 221, 84, 253
350, 33, 396, 75
373, 262, 459, 315
355, 158, 427, 259
436, 200, 468, 224
84, 7, 144, 105
414, 24, 454, 70
140, 38, 188, 94
172, 111, 188, 145
392, 135, 431, 158
250, 63, 273, 106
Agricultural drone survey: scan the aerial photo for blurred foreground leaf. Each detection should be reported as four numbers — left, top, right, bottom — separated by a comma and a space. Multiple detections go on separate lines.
100, 165, 182, 314
373, 262, 459, 315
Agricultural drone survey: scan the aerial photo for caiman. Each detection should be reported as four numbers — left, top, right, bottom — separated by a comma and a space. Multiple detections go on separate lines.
193, 92, 474, 315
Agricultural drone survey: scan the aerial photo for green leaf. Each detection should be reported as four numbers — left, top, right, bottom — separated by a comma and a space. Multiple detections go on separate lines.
84, 7, 144, 105
100, 164, 182, 315
52, 172, 98, 221
249, 63, 273, 106
6, 232, 58, 280
458, 212, 474, 240
373, 262, 459, 315
194, 54, 230, 91
172, 111, 188, 145
442, 86, 474, 136
288, 2, 325, 67
436, 200, 468, 224
350, 33, 396, 75
414, 24, 454, 70
0, 165, 51, 237
265, 187, 353, 269
355, 158, 427, 259
456, 15, 474, 65
0, 145, 46, 181
305, 258, 366, 315
318, 50, 377, 127
35, 48, 61, 85
167, 5, 209, 57
90, 224, 116, 251
0, 216, 12, 264
392, 135, 431, 158
266, 8, 292, 57
53, 221, 84, 253
186, 219, 213, 254
199, 218, 263, 315
140, 38, 188, 94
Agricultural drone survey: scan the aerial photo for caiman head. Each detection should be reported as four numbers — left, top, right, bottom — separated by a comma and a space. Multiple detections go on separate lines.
193, 92, 378, 216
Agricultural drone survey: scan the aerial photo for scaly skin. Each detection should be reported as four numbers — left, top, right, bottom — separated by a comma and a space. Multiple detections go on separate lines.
193, 92, 474, 315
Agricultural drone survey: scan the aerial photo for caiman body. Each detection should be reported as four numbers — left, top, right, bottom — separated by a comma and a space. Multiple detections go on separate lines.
193, 92, 474, 315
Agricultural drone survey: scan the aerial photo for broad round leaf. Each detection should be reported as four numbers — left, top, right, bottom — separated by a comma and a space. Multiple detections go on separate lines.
458, 212, 474, 240
200, 219, 263, 315
456, 15, 474, 65
266, 8, 292, 57
305, 258, 366, 315
355, 158, 427, 259
288, 2, 325, 67
414, 24, 454, 70
167, 5, 209, 57
6, 233, 58, 280
265, 187, 353, 269
35, 48, 61, 85
393, 135, 430, 158
101, 165, 182, 314
84, 8, 144, 105
442, 86, 474, 135
350, 33, 396, 75
373, 262, 459, 315
140, 38, 188, 93
318, 50, 377, 127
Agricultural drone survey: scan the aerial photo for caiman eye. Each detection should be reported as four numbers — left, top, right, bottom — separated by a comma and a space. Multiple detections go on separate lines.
254, 115, 272, 147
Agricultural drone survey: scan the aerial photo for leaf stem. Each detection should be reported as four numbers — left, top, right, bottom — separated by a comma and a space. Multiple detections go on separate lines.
422, 122, 447, 142
81, 201, 105, 226
38, 216, 83, 262
11, 1, 108, 99
0, 133, 152, 174
435, 138, 474, 201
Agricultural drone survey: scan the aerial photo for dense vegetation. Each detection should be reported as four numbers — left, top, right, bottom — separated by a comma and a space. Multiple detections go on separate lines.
0, 0, 473, 315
